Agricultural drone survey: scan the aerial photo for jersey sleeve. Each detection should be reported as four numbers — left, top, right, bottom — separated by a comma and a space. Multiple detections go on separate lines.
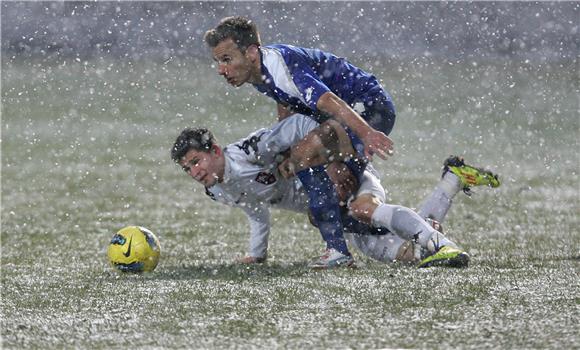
234, 115, 319, 166
288, 63, 331, 110
241, 203, 271, 258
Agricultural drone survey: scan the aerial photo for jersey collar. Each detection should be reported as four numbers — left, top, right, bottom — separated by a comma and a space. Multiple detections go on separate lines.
221, 147, 234, 184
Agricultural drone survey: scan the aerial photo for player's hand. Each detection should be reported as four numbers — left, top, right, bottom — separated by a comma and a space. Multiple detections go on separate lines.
236, 255, 267, 264
277, 158, 296, 179
363, 130, 394, 160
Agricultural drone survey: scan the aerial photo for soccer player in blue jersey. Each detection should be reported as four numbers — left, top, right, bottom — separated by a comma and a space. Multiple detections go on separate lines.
204, 16, 396, 267
204, 16, 395, 159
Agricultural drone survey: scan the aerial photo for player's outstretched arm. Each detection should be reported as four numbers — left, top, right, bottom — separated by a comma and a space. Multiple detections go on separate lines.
241, 204, 271, 263
317, 91, 394, 160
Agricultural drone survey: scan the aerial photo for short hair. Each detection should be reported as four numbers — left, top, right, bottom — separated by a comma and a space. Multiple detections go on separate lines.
204, 16, 261, 51
171, 127, 216, 162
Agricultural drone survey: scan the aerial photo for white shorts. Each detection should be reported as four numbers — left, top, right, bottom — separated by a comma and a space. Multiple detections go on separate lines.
355, 164, 386, 202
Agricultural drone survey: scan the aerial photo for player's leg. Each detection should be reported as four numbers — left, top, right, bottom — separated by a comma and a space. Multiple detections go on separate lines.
263, 116, 355, 267
343, 212, 450, 264
344, 231, 418, 263
354, 199, 470, 267
311, 161, 415, 264
335, 168, 416, 264
276, 120, 360, 269
298, 165, 353, 263
410, 156, 501, 267
348, 171, 469, 267
322, 161, 453, 265
278, 119, 357, 178
325, 162, 358, 205
304, 161, 361, 269
351, 197, 460, 248
415, 171, 461, 223
337, 97, 420, 264
417, 156, 502, 222
290, 124, 356, 268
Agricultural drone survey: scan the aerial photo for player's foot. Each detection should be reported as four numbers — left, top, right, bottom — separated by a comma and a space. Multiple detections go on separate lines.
443, 156, 500, 195
417, 246, 470, 268
236, 255, 267, 264
308, 248, 355, 270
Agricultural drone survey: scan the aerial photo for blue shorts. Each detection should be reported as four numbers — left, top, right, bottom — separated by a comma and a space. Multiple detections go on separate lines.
347, 89, 396, 156
358, 91, 396, 136
346, 99, 396, 156
342, 93, 396, 180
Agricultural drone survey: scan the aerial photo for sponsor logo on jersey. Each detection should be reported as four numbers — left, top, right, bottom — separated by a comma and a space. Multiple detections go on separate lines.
236, 131, 266, 155
255, 172, 276, 185
305, 86, 314, 103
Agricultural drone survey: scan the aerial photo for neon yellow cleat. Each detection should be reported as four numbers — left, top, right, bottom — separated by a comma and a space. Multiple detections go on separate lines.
444, 156, 500, 195
418, 246, 470, 268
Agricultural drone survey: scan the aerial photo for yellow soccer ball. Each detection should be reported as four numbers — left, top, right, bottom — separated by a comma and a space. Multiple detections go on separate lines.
107, 226, 161, 273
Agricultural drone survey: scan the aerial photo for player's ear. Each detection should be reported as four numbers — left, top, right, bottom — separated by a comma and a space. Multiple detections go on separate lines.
245, 44, 259, 60
211, 144, 221, 156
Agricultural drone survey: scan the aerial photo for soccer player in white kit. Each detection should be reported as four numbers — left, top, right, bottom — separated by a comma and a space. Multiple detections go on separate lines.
171, 114, 500, 268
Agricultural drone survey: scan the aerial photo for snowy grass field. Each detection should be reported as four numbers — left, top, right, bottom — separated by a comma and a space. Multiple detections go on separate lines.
2, 57, 578, 349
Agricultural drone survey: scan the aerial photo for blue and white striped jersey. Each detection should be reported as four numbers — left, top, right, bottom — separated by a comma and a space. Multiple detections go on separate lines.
253, 44, 390, 123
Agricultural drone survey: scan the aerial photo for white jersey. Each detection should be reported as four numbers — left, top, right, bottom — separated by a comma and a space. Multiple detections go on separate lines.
204, 114, 387, 258
205, 115, 317, 257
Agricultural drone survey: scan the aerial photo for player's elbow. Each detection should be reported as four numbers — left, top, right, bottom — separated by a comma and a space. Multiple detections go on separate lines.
277, 103, 293, 121
316, 91, 342, 112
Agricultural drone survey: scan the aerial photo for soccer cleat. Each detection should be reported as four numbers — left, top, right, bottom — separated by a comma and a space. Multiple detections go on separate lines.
443, 156, 501, 195
417, 246, 470, 268
308, 248, 355, 270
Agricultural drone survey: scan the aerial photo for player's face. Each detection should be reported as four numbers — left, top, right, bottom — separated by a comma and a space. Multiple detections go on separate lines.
212, 38, 257, 87
179, 148, 224, 187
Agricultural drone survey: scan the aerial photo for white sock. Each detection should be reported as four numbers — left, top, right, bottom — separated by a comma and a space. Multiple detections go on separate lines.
371, 203, 458, 252
417, 173, 462, 222
345, 232, 406, 262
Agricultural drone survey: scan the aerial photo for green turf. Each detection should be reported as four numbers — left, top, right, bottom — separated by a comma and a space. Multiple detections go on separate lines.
2, 57, 579, 349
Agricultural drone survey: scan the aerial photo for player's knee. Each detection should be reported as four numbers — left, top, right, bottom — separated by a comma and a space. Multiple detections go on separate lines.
289, 131, 325, 168
314, 120, 353, 161
349, 194, 381, 224
312, 121, 339, 157
326, 162, 357, 203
